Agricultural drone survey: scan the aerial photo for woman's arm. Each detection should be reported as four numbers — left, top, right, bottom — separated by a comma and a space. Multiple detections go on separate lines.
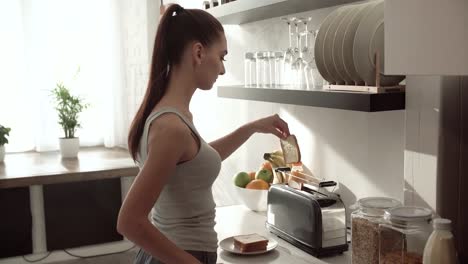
210, 114, 290, 161
117, 116, 201, 264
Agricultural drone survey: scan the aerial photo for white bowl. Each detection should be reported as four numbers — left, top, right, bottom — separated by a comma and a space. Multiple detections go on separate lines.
235, 185, 269, 212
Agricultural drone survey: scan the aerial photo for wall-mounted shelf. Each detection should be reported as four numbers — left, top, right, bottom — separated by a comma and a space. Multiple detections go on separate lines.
217, 86, 405, 112
206, 0, 360, 25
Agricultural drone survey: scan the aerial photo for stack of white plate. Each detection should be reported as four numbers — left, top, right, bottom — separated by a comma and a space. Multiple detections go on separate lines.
314, 0, 404, 87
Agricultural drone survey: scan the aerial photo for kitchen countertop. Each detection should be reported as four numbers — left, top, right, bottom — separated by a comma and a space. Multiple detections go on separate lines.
0, 147, 139, 188
215, 205, 351, 264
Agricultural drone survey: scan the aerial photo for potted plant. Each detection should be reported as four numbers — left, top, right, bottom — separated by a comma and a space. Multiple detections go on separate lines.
51, 82, 89, 158
0, 125, 11, 162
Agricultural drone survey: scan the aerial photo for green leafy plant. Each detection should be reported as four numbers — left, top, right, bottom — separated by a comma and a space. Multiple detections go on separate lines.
51, 83, 89, 138
0, 125, 11, 146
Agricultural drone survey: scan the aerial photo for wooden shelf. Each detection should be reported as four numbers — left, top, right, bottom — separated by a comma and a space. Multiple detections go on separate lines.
217, 85, 405, 112
207, 0, 360, 25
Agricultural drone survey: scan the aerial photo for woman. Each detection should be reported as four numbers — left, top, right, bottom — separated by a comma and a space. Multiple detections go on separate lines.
117, 4, 290, 264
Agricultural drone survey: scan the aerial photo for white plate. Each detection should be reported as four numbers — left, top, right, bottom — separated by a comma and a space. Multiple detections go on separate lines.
323, 6, 353, 84
340, 2, 373, 85
315, 7, 343, 84
219, 236, 278, 255
353, 0, 405, 86
332, 4, 360, 85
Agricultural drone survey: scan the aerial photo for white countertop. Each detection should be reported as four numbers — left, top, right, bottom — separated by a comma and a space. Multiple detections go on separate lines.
215, 205, 351, 264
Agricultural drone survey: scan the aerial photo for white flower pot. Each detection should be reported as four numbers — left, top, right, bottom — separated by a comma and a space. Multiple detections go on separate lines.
0, 145, 5, 162
59, 137, 80, 158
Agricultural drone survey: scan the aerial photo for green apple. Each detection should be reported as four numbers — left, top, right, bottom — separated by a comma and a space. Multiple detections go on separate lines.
255, 169, 273, 183
233, 172, 251, 188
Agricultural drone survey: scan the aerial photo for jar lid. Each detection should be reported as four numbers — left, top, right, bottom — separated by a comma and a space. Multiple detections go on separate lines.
244, 52, 254, 60
356, 197, 401, 216
433, 218, 452, 230
385, 206, 433, 223
255, 52, 264, 59
274, 51, 284, 58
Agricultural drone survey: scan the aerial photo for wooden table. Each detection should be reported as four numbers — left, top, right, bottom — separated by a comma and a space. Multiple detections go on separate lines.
0, 147, 139, 189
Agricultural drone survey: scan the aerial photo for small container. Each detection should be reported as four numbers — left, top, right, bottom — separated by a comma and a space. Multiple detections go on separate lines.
423, 218, 459, 264
203, 1, 210, 9
268, 51, 276, 88
211, 0, 219, 7
378, 206, 433, 264
255, 52, 265, 88
260, 51, 270, 88
351, 197, 401, 264
244, 52, 255, 87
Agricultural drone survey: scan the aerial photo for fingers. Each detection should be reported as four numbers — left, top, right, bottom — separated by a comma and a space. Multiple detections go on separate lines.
268, 127, 284, 139
273, 114, 290, 138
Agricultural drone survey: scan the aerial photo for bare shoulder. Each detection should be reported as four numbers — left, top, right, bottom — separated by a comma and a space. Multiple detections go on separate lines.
146, 113, 191, 152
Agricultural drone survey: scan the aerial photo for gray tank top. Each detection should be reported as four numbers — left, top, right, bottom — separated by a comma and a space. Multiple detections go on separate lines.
137, 107, 222, 252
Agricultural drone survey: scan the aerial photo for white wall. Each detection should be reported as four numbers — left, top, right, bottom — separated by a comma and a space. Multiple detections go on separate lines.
404, 76, 440, 211
148, 0, 445, 218
183, 4, 406, 217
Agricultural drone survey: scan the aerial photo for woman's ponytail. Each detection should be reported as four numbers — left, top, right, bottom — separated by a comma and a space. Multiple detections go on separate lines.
128, 4, 223, 160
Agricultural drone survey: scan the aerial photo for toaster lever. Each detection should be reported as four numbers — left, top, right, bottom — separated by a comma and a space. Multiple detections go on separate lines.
318, 181, 337, 187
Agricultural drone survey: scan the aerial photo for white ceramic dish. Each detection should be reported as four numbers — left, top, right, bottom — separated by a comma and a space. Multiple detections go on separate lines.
323, 5, 352, 84
332, 4, 359, 85
340, 2, 372, 85
235, 185, 268, 212
315, 7, 343, 84
219, 236, 278, 255
353, 0, 405, 86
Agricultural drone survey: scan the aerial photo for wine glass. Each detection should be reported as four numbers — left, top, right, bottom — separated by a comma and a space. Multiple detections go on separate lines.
281, 17, 296, 88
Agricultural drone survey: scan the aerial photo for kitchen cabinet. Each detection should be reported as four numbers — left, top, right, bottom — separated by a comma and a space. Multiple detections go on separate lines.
206, 0, 361, 25
218, 86, 405, 112
0, 187, 32, 258
43, 178, 123, 250
385, 0, 468, 75
0, 147, 138, 258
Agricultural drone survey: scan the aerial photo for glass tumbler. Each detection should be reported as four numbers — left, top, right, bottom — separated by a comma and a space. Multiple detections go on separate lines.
274, 51, 284, 88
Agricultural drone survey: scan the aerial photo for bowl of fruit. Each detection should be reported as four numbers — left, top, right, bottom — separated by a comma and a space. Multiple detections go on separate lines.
233, 162, 274, 212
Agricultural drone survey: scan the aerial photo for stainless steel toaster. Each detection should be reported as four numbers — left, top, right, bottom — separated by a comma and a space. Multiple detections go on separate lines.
265, 181, 349, 257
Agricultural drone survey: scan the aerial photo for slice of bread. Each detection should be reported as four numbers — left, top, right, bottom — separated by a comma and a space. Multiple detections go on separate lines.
233, 233, 268, 252
280, 134, 301, 164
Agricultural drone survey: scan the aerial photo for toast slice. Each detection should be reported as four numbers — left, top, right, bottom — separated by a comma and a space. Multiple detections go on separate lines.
280, 134, 301, 164
233, 233, 268, 252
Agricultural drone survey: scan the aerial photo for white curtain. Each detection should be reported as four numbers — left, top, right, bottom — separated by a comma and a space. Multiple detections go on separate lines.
0, 0, 127, 153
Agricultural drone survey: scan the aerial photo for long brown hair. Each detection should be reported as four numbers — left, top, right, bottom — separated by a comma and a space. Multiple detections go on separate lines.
128, 4, 224, 161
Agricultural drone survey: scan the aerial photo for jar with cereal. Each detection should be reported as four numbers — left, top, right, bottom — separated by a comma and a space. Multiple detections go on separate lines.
379, 206, 433, 264
351, 197, 401, 264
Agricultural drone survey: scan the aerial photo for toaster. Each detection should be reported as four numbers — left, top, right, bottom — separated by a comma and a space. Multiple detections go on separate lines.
265, 181, 348, 257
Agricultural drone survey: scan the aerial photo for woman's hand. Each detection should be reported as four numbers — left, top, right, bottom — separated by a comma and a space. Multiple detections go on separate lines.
248, 114, 290, 139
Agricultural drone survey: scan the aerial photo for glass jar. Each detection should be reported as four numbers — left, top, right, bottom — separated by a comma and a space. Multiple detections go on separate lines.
255, 52, 264, 88
244, 52, 255, 87
268, 51, 276, 88
351, 197, 401, 264
379, 206, 433, 264
261, 51, 270, 88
